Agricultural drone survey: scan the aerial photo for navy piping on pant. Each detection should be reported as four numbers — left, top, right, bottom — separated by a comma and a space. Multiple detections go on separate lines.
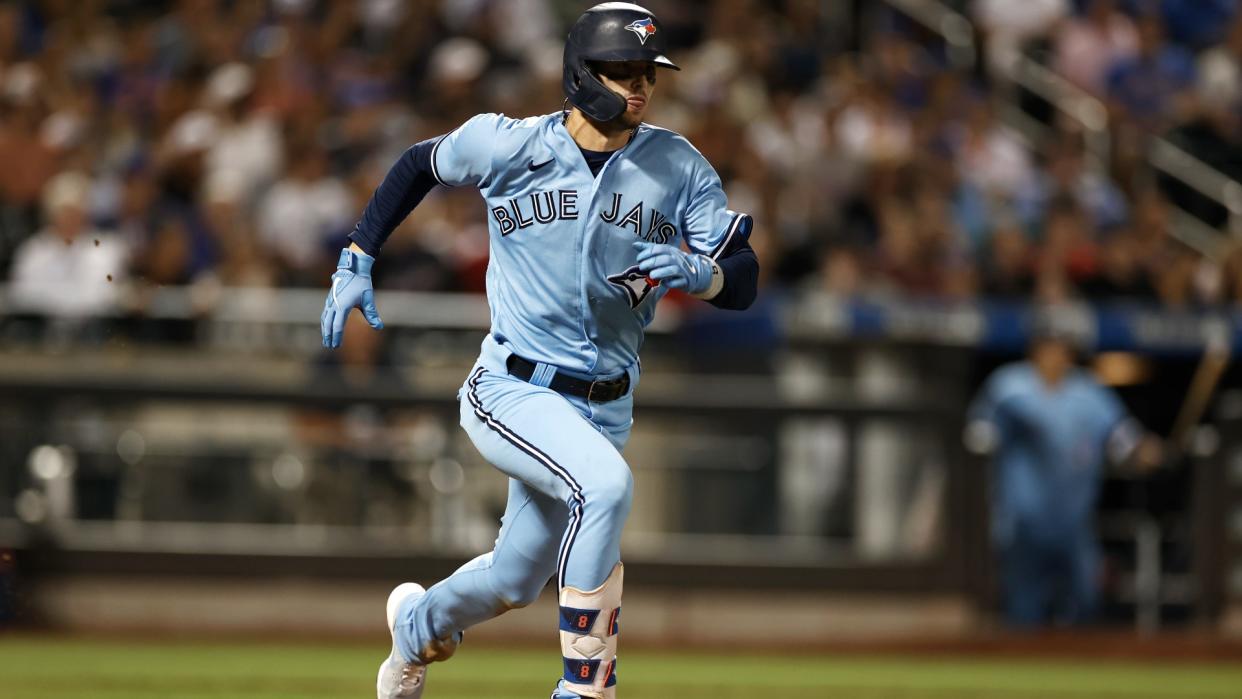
466, 367, 585, 590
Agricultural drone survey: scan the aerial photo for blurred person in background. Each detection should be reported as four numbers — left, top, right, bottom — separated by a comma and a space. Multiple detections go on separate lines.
1079, 224, 1157, 301
1034, 197, 1099, 287
967, 314, 1162, 627
818, 245, 865, 297
203, 167, 274, 288
1052, 0, 1139, 95
202, 61, 284, 208
951, 96, 1035, 203
0, 63, 58, 273
147, 107, 222, 283
1221, 243, 1242, 306
980, 219, 1035, 299
973, 0, 1069, 74
834, 79, 913, 165
8, 170, 127, 318
1164, 17, 1242, 225
257, 139, 353, 285
1105, 12, 1197, 132
1014, 132, 1128, 232
1150, 246, 1206, 309
1157, 0, 1238, 50
1196, 14, 1242, 112
1128, 187, 1173, 268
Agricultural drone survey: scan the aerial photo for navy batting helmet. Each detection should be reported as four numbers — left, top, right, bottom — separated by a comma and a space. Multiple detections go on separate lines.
563, 3, 680, 123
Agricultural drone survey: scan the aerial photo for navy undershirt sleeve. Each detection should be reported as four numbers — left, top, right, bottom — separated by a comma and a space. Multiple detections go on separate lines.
347, 136, 442, 256
708, 236, 759, 311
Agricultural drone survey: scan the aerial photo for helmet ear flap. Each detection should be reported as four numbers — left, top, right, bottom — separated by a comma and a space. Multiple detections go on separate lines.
564, 56, 627, 122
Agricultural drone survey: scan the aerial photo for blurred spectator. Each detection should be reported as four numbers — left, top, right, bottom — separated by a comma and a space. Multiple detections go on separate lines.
745, 89, 828, 183
1165, 23, 1242, 226
818, 245, 864, 297
867, 29, 935, 112
1197, 14, 1242, 109
1079, 226, 1156, 301
1151, 246, 1204, 309
1129, 188, 1174, 274
1221, 244, 1242, 306
967, 314, 1162, 627
203, 168, 274, 287
0, 0, 1231, 318
9, 171, 127, 316
1052, 0, 1138, 95
1014, 134, 1127, 231
0, 64, 58, 270
146, 108, 221, 283
1105, 13, 1196, 131
834, 81, 913, 165
203, 62, 284, 208
974, 0, 1070, 74
1035, 197, 1099, 285
257, 141, 353, 285
1157, 0, 1238, 50
950, 97, 1035, 201
980, 219, 1034, 299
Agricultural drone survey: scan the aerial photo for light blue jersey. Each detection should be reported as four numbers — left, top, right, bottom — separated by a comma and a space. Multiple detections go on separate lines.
969, 363, 1132, 543
430, 112, 748, 376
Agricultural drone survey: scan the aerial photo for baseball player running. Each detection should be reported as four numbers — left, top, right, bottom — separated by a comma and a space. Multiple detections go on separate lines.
321, 4, 758, 697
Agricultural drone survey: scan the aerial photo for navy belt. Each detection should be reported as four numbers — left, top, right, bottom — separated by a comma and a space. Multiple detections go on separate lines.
505, 355, 630, 402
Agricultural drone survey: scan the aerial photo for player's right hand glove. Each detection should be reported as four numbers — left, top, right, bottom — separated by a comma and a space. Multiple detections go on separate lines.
321, 247, 383, 349
633, 240, 722, 297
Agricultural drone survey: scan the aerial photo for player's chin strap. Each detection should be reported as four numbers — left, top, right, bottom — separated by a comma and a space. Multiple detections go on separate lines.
559, 563, 622, 699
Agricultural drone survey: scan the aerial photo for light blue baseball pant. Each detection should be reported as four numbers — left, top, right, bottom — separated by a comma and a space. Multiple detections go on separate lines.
393, 335, 636, 691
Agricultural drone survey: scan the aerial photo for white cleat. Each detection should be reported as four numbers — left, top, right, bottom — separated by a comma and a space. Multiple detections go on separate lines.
377, 583, 428, 699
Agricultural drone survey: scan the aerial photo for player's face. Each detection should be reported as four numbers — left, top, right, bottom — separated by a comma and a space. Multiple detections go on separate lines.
1031, 338, 1074, 383
592, 60, 657, 128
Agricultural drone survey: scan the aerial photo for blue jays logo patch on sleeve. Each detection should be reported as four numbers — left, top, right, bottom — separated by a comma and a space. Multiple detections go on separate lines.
625, 17, 656, 45
607, 265, 659, 308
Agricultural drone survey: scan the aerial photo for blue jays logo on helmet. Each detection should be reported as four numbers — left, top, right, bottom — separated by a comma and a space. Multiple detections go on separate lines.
607, 266, 659, 308
624, 17, 657, 45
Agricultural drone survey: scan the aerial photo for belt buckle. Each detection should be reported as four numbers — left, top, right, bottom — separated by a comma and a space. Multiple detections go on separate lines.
586, 380, 601, 402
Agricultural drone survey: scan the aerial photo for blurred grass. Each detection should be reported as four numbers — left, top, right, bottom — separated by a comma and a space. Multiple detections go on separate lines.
2, 636, 1241, 698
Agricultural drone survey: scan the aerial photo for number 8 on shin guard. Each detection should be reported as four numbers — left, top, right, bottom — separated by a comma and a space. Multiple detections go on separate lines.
558, 563, 622, 698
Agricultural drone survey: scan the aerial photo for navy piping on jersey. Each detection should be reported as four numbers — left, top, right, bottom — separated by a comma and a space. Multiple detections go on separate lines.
466, 367, 585, 590
429, 134, 448, 187
709, 212, 751, 260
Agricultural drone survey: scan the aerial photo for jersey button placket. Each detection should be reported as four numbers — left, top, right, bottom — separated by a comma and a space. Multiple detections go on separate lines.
579, 149, 625, 372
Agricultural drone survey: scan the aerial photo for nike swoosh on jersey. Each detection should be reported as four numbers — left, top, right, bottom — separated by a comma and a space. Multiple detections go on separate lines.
528, 158, 554, 172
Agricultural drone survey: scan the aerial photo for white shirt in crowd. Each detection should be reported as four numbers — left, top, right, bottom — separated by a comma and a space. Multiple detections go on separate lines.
9, 228, 128, 317
257, 176, 354, 271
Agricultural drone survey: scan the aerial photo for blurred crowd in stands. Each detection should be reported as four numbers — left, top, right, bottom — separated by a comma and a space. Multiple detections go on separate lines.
3, 0, 1242, 319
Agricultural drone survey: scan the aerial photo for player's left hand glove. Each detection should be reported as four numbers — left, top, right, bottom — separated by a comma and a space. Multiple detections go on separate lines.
633, 240, 722, 298
321, 247, 383, 348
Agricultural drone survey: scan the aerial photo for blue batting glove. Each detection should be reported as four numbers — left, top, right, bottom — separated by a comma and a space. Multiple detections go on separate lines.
633, 240, 714, 295
321, 247, 383, 349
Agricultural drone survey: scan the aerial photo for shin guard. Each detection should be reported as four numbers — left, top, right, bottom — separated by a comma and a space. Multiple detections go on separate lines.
558, 563, 622, 699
